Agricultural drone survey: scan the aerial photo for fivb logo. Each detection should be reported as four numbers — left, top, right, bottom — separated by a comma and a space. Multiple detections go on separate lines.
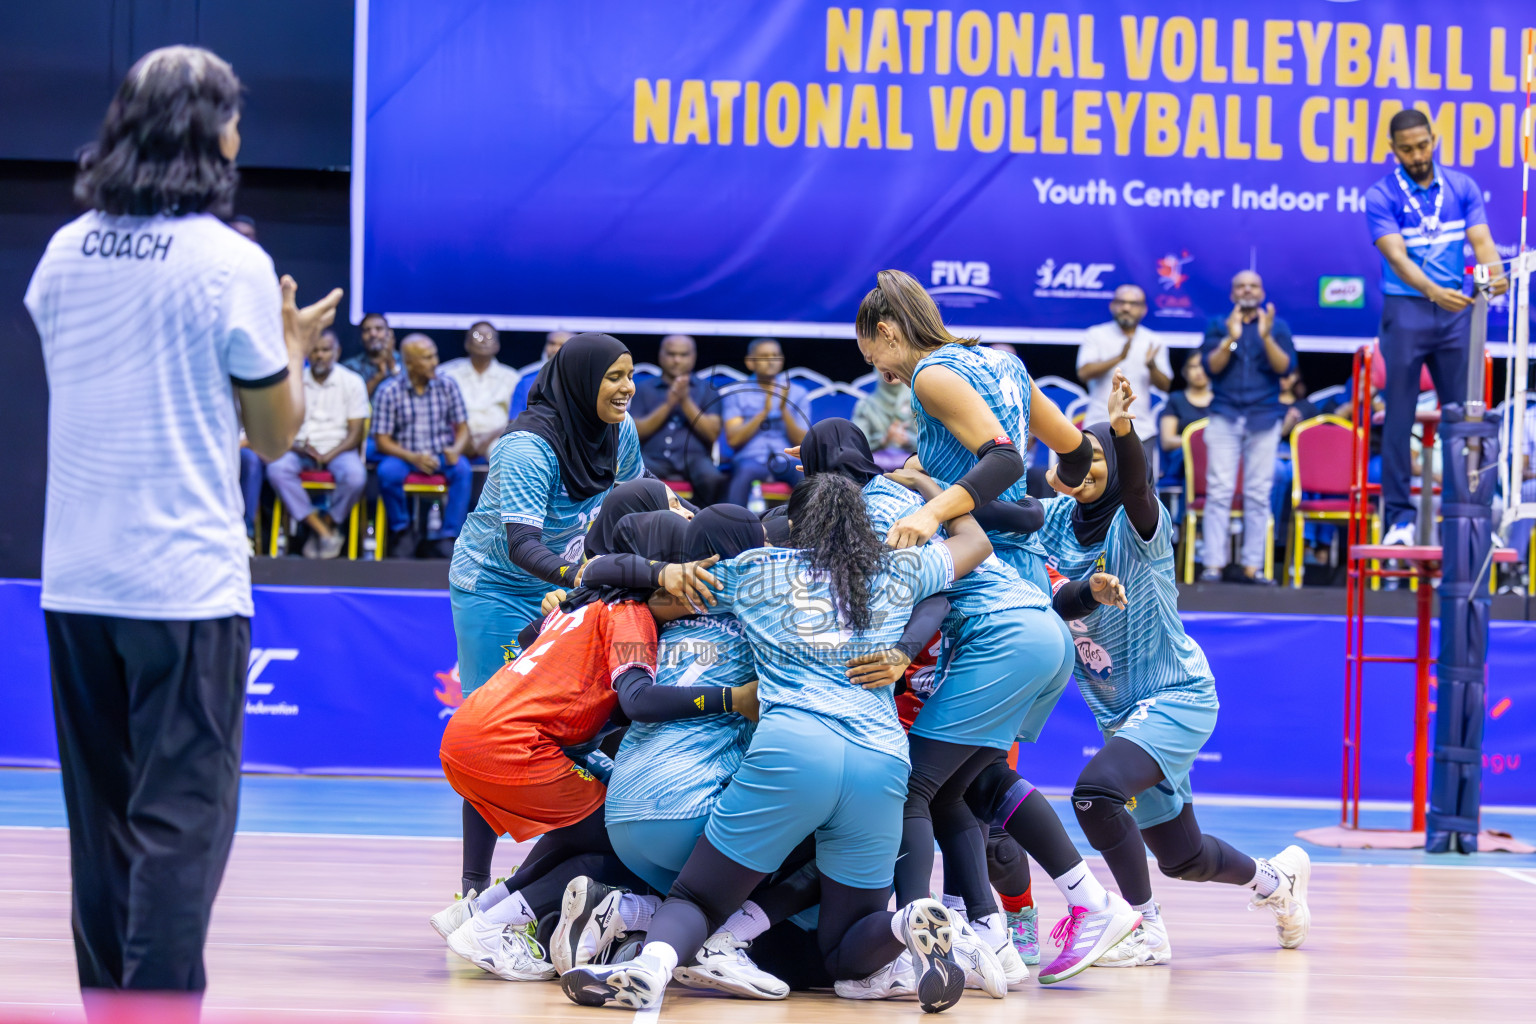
928, 260, 1001, 308
931, 260, 991, 288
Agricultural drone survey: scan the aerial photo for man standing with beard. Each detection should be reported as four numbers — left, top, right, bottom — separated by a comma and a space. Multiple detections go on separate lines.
1196, 271, 1295, 584
1077, 283, 1172, 480
1366, 108, 1507, 546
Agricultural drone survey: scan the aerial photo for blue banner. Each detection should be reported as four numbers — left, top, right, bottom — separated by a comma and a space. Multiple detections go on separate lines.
354, 0, 1533, 344
3, 579, 1535, 803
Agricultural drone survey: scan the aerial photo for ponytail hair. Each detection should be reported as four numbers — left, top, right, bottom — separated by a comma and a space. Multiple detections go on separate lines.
786, 474, 888, 632
855, 268, 978, 352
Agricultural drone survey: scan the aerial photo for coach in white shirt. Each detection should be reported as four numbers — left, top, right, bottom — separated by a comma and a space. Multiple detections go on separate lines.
439, 320, 520, 458
1076, 283, 1172, 479
265, 329, 369, 558
24, 46, 339, 1004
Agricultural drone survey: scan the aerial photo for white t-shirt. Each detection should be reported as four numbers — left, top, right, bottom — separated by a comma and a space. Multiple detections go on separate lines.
298, 364, 370, 453
25, 211, 288, 619
1076, 322, 1172, 442
439, 357, 520, 437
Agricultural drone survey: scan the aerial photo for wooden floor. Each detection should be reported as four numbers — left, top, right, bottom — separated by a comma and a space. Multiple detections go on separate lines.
4, 827, 1536, 1023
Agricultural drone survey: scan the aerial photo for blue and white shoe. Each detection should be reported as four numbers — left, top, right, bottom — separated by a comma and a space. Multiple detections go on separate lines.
561, 957, 667, 1010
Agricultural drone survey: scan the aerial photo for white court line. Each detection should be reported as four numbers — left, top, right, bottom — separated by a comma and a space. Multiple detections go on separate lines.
1497, 868, 1536, 887
632, 1008, 661, 1024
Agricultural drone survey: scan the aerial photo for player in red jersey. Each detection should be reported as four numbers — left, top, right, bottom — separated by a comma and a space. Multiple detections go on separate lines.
432, 511, 758, 983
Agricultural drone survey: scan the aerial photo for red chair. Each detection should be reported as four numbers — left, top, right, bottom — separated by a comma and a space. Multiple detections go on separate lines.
1181, 418, 1273, 583
373, 473, 447, 559
269, 469, 362, 559
662, 480, 694, 501
760, 482, 792, 504
1286, 416, 1370, 588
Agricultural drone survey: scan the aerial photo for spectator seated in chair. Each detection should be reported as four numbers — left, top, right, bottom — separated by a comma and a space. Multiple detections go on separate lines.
343, 311, 402, 400
237, 435, 263, 550
265, 329, 368, 559
722, 338, 809, 507
373, 334, 471, 559
439, 320, 519, 460
1159, 348, 1214, 491
852, 377, 916, 472
628, 334, 727, 505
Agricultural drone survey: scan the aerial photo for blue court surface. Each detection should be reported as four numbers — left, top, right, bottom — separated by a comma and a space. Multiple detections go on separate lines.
4, 767, 1533, 869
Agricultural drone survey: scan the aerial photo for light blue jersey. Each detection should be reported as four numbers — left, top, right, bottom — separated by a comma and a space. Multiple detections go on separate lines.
606, 615, 757, 824
449, 418, 643, 594
1036, 498, 1218, 728
910, 343, 1047, 570
861, 475, 1047, 617
708, 543, 955, 764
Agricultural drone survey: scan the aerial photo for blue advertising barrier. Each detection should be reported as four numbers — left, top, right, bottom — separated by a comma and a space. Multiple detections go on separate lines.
354, 0, 1533, 343
3, 579, 1534, 803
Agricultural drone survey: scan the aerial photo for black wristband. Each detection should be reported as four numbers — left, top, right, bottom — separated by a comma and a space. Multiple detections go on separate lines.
1055, 434, 1094, 489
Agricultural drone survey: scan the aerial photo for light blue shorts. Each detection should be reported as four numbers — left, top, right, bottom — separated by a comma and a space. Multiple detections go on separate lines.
449, 583, 544, 696
915, 606, 1070, 751
608, 816, 709, 893
704, 708, 907, 890
1106, 697, 1220, 829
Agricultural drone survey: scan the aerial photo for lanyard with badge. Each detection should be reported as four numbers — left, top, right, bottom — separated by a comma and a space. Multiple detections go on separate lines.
1395, 165, 1443, 268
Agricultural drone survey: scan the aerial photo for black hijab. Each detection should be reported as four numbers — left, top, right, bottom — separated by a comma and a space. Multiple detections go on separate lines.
761, 505, 791, 546
1070, 422, 1124, 548
585, 478, 674, 558
686, 504, 767, 561
800, 418, 882, 485
507, 332, 630, 500
562, 510, 689, 611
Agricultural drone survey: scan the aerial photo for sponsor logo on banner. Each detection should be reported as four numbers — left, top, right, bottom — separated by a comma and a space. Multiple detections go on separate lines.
246, 647, 300, 716
1319, 276, 1365, 308
1153, 250, 1195, 319
434, 664, 465, 719
1032, 258, 1114, 299
928, 260, 1000, 308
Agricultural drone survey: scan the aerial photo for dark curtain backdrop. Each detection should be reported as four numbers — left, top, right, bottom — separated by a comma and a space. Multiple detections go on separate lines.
0, 0, 1360, 579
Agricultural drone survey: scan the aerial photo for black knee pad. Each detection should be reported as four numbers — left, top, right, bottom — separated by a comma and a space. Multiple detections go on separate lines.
985, 828, 1022, 867
1071, 783, 1132, 849
1157, 836, 1221, 883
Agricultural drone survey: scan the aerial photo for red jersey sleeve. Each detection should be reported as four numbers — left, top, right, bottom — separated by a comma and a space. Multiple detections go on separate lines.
604, 602, 658, 684
1046, 563, 1069, 596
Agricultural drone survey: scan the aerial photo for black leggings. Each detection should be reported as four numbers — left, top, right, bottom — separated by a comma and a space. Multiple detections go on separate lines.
986, 827, 1033, 899
481, 806, 650, 926
462, 800, 500, 895
647, 839, 904, 982
964, 751, 1084, 877
1073, 737, 1256, 906
894, 735, 1002, 909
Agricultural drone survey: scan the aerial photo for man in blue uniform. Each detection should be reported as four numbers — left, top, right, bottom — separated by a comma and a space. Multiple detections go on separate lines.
1365, 108, 1506, 544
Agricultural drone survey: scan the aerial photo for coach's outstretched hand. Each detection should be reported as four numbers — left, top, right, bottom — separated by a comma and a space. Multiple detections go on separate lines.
280, 275, 343, 358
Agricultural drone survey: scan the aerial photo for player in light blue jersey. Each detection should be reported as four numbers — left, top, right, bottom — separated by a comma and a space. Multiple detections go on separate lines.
604, 505, 803, 1002
853, 270, 1096, 594
1038, 374, 1312, 967
796, 418, 1135, 986
562, 474, 1005, 1015
445, 333, 680, 901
